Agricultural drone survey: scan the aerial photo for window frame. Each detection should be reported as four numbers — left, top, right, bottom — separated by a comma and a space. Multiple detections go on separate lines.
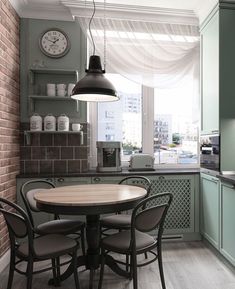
88, 83, 199, 169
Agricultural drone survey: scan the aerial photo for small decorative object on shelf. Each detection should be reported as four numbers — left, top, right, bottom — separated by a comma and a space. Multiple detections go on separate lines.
57, 114, 69, 131
44, 114, 56, 131
72, 123, 83, 132
30, 113, 42, 131
68, 83, 75, 96
47, 83, 56, 97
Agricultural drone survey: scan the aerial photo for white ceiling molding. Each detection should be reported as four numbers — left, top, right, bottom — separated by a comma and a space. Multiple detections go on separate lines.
8, 0, 219, 26
61, 0, 199, 25
194, 0, 218, 24
9, 0, 28, 16
9, 0, 73, 21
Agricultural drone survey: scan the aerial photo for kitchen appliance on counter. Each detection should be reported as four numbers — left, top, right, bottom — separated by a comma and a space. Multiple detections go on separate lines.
96, 141, 122, 172
129, 154, 155, 171
200, 134, 220, 172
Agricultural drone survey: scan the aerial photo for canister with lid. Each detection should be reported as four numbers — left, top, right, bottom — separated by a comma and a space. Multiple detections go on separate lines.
57, 114, 69, 131
44, 114, 56, 131
30, 113, 42, 131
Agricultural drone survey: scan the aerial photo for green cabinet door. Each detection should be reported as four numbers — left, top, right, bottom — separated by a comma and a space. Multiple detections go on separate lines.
200, 173, 220, 249
201, 11, 219, 134
220, 182, 235, 266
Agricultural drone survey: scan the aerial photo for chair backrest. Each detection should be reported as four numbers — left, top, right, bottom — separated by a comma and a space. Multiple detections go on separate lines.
20, 179, 55, 226
131, 193, 173, 240
119, 175, 152, 198
0, 197, 34, 252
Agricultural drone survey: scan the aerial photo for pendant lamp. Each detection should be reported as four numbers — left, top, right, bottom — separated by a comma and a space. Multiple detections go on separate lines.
71, 0, 119, 102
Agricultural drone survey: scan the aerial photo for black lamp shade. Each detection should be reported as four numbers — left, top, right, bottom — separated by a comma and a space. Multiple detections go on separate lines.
71, 55, 119, 102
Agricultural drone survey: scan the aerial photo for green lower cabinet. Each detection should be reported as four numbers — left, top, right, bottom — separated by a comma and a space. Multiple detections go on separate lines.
220, 182, 235, 266
200, 173, 220, 249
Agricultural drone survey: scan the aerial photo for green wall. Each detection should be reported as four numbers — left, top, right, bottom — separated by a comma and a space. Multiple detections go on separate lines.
20, 18, 87, 123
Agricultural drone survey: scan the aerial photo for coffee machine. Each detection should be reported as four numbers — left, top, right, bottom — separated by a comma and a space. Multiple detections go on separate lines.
96, 141, 122, 172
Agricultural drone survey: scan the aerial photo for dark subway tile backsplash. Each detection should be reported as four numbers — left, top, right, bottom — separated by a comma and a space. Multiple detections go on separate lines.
20, 122, 89, 174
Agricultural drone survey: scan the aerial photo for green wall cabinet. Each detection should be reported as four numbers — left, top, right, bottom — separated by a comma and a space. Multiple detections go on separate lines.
220, 182, 235, 266
200, 173, 220, 249
200, 11, 219, 135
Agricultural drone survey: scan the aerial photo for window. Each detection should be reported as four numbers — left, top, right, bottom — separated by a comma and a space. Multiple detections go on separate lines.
154, 76, 198, 165
91, 73, 199, 167
97, 74, 142, 162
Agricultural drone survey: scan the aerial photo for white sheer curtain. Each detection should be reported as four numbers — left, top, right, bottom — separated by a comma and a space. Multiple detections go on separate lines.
77, 17, 199, 89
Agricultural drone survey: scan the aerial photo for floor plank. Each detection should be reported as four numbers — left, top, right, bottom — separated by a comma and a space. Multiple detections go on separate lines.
1, 241, 235, 289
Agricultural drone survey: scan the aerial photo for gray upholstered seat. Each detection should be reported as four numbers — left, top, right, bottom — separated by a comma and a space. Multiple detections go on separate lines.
36, 219, 85, 235
101, 230, 156, 253
0, 197, 80, 289
18, 234, 77, 258
98, 193, 173, 289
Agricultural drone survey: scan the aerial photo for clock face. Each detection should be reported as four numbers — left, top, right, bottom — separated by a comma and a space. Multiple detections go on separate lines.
39, 29, 70, 58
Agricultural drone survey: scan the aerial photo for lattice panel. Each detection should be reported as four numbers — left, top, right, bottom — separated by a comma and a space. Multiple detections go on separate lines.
149, 178, 192, 230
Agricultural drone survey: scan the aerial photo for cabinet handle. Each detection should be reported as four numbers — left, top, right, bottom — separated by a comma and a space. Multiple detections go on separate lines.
93, 177, 101, 183
57, 178, 64, 182
211, 130, 219, 133
210, 178, 218, 184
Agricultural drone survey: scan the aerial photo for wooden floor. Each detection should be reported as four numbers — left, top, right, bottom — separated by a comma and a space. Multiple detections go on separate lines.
1, 241, 235, 289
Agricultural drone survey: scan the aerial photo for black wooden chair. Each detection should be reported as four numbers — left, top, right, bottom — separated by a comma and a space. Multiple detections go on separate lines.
100, 175, 152, 233
0, 197, 80, 289
20, 179, 85, 257
98, 192, 173, 289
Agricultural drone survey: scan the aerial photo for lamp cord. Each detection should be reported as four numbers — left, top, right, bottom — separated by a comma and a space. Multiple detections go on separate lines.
104, 0, 106, 71
89, 0, 96, 55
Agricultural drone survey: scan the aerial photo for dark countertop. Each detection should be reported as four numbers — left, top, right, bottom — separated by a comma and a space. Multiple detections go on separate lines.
218, 174, 235, 186
17, 168, 200, 178
200, 168, 235, 186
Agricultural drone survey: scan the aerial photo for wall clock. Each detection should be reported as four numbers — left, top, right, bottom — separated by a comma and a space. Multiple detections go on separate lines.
39, 28, 70, 58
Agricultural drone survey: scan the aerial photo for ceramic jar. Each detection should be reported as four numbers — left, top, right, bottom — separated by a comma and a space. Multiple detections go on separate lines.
57, 114, 69, 131
30, 113, 42, 131
44, 114, 56, 131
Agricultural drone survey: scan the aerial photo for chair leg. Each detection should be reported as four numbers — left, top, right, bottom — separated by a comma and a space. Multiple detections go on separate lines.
98, 248, 105, 289
56, 257, 61, 286
126, 254, 129, 272
26, 258, 33, 289
7, 250, 15, 289
73, 249, 80, 289
51, 258, 59, 287
131, 252, 138, 289
80, 227, 86, 257
158, 245, 166, 289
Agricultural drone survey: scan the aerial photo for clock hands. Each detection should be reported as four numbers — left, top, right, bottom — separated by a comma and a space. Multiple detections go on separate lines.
52, 38, 59, 44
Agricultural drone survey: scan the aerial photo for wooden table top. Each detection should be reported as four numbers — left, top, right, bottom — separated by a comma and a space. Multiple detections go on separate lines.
34, 184, 147, 207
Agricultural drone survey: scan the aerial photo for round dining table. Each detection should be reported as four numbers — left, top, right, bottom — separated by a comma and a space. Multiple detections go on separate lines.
34, 183, 147, 289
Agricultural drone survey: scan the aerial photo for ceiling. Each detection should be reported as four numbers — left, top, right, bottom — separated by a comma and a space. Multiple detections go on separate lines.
10, 0, 218, 25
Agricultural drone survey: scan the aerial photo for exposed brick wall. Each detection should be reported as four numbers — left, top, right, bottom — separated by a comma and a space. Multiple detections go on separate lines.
0, 0, 20, 257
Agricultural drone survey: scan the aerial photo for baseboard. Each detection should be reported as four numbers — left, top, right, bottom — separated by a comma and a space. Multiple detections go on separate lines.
0, 249, 10, 274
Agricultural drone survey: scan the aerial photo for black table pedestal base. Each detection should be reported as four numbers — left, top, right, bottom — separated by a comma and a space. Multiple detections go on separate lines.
48, 214, 130, 289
